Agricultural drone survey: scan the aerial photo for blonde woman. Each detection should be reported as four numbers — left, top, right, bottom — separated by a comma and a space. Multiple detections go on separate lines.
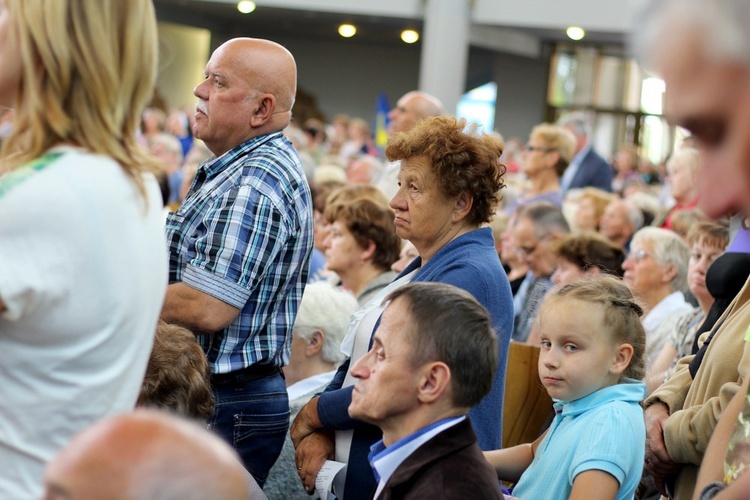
0, 1, 167, 497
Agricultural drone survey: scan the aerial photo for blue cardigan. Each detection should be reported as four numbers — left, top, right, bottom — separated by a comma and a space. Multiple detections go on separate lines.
317, 227, 514, 498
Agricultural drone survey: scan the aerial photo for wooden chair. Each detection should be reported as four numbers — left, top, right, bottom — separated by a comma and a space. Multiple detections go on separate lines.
502, 342, 553, 449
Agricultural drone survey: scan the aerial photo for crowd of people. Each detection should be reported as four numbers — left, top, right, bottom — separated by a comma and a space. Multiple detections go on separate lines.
3, 0, 750, 499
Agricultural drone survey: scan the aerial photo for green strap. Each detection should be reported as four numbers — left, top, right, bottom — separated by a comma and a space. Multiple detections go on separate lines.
0, 151, 64, 199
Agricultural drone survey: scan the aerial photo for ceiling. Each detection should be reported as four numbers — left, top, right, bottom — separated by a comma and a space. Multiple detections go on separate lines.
153, 0, 626, 50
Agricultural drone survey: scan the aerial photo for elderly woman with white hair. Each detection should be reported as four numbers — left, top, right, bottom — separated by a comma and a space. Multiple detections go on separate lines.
622, 227, 693, 373
264, 282, 359, 498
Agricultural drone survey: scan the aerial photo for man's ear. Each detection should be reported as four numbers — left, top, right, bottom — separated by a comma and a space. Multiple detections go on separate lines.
305, 330, 325, 357
249, 94, 275, 127
452, 192, 473, 224
417, 362, 451, 404
610, 343, 634, 377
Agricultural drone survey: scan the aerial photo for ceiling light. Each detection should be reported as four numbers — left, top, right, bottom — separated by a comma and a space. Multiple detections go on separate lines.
237, 1, 256, 14
338, 24, 357, 38
401, 30, 419, 44
566, 26, 585, 41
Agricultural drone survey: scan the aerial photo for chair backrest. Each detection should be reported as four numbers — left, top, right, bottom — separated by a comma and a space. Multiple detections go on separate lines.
502, 342, 553, 448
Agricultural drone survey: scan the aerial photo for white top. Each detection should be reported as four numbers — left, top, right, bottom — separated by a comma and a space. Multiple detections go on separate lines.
642, 291, 693, 371
0, 147, 168, 498
286, 370, 337, 401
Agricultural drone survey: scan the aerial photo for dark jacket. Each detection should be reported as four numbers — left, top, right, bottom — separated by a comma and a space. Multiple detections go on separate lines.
372, 418, 502, 500
567, 147, 613, 192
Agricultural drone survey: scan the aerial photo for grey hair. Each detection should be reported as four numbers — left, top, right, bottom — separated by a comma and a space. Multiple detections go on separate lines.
557, 111, 592, 140
293, 282, 359, 364
516, 202, 571, 239
631, 227, 690, 292
620, 200, 645, 231
633, 0, 750, 69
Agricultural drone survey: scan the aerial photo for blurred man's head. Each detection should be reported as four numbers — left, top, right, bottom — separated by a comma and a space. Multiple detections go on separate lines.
511, 203, 571, 278
635, 0, 750, 217
387, 91, 444, 135
44, 411, 251, 500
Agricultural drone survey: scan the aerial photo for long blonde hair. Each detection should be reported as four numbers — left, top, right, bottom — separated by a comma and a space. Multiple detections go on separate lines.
0, 0, 160, 193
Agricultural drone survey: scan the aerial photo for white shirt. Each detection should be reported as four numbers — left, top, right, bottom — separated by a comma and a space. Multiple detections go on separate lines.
286, 370, 337, 401
642, 291, 693, 370
0, 147, 168, 498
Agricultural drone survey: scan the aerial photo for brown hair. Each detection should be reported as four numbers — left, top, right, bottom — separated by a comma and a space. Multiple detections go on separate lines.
577, 187, 617, 230
687, 219, 730, 249
552, 232, 627, 278
326, 197, 401, 271
385, 116, 505, 225
138, 321, 214, 421
543, 276, 646, 380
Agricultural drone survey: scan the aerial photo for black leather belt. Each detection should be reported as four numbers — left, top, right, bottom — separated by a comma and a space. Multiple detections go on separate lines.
210, 364, 282, 387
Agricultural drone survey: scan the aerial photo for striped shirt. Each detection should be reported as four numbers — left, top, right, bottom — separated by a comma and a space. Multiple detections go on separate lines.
166, 132, 313, 374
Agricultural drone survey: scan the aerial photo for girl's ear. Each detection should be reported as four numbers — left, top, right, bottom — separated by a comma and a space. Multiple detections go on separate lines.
611, 343, 634, 376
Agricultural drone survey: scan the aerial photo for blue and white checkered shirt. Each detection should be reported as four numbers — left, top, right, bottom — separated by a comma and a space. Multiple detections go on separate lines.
165, 132, 313, 374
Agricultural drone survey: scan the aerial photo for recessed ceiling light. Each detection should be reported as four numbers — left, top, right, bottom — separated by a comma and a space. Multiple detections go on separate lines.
566, 26, 585, 41
338, 24, 357, 38
401, 29, 419, 44
237, 1, 256, 14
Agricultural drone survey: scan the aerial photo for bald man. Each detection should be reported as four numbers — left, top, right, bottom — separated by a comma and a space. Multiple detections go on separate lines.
161, 38, 314, 486
43, 410, 261, 500
375, 91, 444, 199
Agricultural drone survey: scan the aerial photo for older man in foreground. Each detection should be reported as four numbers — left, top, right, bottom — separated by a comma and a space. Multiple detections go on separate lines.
348, 282, 502, 499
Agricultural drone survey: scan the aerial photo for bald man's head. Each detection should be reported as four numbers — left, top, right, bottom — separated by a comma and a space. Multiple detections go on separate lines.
192, 37, 297, 155
387, 91, 444, 135
44, 410, 250, 500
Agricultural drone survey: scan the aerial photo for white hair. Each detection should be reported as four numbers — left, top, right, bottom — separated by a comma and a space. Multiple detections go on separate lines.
631, 227, 690, 292
634, 0, 750, 69
293, 282, 359, 364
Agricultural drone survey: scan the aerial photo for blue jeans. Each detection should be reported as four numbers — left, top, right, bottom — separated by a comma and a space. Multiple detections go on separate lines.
209, 370, 290, 488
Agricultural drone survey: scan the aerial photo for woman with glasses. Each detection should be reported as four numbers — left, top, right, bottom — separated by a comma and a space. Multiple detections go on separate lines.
503, 123, 576, 216
622, 227, 693, 373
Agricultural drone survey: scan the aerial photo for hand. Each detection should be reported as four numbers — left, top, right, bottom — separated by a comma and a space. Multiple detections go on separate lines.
295, 430, 334, 495
291, 396, 323, 448
644, 402, 680, 492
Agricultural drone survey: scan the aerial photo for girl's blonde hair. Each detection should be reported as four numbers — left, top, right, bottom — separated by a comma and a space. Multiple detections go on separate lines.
1, 0, 160, 194
544, 275, 646, 380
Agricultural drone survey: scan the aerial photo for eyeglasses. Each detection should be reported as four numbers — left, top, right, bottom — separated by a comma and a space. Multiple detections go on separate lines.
515, 236, 549, 256
524, 144, 555, 154
631, 249, 652, 262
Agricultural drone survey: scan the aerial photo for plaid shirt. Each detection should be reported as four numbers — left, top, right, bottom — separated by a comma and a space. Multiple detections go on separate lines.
166, 132, 313, 374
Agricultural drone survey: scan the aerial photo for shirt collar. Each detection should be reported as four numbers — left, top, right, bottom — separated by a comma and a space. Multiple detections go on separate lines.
199, 131, 283, 179
368, 416, 465, 486
553, 379, 646, 417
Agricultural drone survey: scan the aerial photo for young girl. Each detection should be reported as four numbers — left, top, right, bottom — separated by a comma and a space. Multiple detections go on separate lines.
486, 276, 647, 499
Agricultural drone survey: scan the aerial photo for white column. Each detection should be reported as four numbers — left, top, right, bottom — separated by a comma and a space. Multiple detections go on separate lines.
418, 0, 472, 115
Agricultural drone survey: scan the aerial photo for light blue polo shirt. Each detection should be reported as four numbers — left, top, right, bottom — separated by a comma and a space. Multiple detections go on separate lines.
512, 380, 646, 500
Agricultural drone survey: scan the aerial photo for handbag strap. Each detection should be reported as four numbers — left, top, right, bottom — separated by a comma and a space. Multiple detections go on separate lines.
0, 151, 64, 199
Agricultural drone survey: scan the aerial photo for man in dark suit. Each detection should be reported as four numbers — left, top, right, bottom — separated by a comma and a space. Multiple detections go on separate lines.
558, 113, 614, 194
347, 282, 502, 499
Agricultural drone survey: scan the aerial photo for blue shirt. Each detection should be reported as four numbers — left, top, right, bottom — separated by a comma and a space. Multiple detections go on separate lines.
512, 380, 646, 500
165, 132, 313, 373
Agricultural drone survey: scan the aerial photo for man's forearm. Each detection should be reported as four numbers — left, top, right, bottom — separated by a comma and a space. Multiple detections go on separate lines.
161, 282, 240, 333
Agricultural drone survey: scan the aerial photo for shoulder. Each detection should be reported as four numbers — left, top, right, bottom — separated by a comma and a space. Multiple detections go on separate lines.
390, 439, 501, 499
